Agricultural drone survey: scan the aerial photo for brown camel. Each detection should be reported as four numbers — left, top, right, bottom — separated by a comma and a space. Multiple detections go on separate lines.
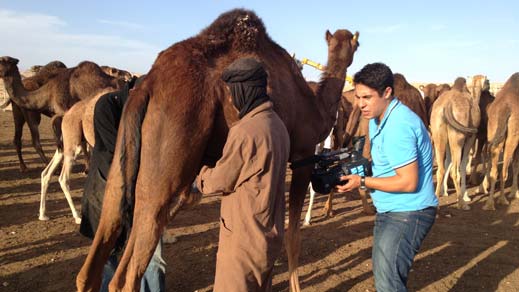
101, 66, 134, 82
430, 77, 482, 210
0, 56, 124, 222
420, 83, 451, 121
393, 73, 429, 127
1, 61, 67, 172
76, 9, 359, 292
483, 72, 519, 210
0, 57, 123, 116
40, 88, 113, 223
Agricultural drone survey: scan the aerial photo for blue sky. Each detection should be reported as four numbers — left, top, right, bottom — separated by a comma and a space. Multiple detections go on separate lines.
1, 0, 517, 83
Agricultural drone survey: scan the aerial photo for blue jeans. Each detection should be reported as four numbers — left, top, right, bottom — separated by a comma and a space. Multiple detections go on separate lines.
101, 239, 166, 292
372, 207, 436, 292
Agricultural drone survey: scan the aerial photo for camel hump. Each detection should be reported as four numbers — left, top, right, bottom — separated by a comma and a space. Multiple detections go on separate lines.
443, 102, 477, 134
200, 9, 267, 52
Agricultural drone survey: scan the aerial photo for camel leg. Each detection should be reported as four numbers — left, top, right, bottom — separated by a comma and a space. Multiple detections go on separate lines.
478, 143, 490, 194
77, 178, 125, 292
496, 133, 519, 206
286, 167, 312, 292
466, 138, 477, 176
461, 135, 476, 202
39, 149, 64, 221
303, 184, 316, 226
509, 149, 519, 199
12, 105, 28, 172
449, 136, 470, 210
483, 142, 503, 210
433, 134, 447, 199
470, 139, 484, 185
58, 149, 82, 224
304, 144, 325, 225
108, 186, 169, 292
323, 191, 335, 218
81, 141, 91, 174
27, 111, 48, 166
443, 161, 452, 197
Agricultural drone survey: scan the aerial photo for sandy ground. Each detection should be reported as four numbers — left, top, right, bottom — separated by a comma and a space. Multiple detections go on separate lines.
0, 110, 518, 292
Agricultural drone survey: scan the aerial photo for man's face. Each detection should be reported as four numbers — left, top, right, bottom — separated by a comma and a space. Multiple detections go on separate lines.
354, 83, 392, 121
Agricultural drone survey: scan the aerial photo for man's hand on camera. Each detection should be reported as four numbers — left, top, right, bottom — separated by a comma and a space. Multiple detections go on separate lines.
336, 174, 361, 193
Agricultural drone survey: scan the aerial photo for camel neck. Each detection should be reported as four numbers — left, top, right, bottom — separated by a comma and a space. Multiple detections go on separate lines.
3, 70, 50, 112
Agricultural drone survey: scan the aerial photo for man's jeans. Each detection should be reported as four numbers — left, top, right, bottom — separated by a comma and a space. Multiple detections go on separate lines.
101, 239, 166, 292
372, 207, 436, 292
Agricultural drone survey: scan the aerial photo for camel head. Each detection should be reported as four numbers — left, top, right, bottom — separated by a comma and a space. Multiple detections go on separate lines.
101, 66, 134, 82
421, 83, 438, 99
452, 77, 469, 93
325, 29, 360, 69
0, 56, 19, 79
28, 65, 43, 74
437, 83, 451, 96
467, 74, 489, 102
44, 61, 67, 71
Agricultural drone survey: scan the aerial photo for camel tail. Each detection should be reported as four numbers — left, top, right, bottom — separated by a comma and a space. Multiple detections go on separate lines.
119, 92, 150, 237
51, 115, 64, 151
444, 103, 478, 134
487, 108, 510, 146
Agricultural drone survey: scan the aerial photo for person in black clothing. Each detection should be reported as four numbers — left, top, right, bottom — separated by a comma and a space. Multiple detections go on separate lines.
79, 75, 166, 292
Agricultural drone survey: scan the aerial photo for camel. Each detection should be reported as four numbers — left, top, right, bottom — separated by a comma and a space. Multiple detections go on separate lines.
76, 9, 359, 292
483, 72, 519, 210
0, 57, 123, 117
40, 89, 113, 223
430, 77, 483, 210
420, 83, 451, 121
393, 73, 429, 127
101, 66, 134, 82
0, 57, 125, 222
0, 61, 67, 172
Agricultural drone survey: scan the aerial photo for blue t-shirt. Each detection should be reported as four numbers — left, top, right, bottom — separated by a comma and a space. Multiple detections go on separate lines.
369, 98, 438, 213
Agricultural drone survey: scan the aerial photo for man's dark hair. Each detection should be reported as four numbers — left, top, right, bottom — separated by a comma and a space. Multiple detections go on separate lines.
353, 62, 394, 97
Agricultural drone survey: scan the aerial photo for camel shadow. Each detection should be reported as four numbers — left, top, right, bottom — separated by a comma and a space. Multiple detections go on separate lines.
0, 230, 88, 265
271, 198, 375, 291
0, 250, 87, 292
0, 197, 82, 228
0, 176, 85, 197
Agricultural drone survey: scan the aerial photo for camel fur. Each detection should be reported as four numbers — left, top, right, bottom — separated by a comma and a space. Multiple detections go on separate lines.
482, 72, 519, 210
430, 77, 482, 210
76, 9, 359, 292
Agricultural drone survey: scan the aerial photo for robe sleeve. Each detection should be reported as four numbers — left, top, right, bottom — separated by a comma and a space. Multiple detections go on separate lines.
197, 129, 262, 195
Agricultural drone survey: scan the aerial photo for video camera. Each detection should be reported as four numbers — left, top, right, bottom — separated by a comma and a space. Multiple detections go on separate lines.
310, 136, 372, 194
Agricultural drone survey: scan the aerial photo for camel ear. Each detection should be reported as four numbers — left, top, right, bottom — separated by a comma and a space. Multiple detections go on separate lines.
325, 30, 333, 43
353, 31, 359, 42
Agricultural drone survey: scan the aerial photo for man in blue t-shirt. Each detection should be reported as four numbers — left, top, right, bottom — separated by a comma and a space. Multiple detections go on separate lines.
337, 62, 438, 292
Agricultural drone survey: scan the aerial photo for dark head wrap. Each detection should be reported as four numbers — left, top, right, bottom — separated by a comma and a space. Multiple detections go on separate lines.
221, 58, 270, 119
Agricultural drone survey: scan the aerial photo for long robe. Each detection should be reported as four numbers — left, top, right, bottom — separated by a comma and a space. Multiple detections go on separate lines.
197, 101, 290, 292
